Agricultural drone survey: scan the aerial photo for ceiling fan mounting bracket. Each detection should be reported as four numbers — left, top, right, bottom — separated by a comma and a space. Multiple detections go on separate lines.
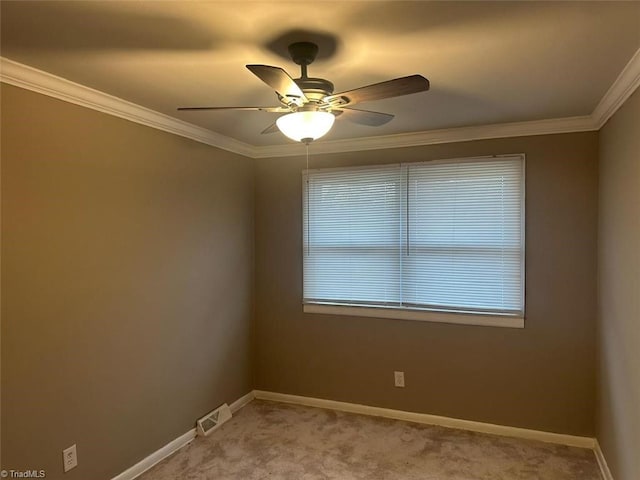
288, 41, 319, 67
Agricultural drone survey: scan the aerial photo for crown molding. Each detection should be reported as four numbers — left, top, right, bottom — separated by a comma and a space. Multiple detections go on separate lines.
0, 57, 255, 158
592, 47, 640, 129
3, 47, 639, 159
251, 115, 597, 158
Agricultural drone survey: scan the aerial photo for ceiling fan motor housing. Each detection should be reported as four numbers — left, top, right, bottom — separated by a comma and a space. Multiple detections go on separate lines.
294, 77, 335, 101
277, 84, 333, 107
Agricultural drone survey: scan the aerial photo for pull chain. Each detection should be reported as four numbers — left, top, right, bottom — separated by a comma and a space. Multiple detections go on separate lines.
306, 142, 310, 255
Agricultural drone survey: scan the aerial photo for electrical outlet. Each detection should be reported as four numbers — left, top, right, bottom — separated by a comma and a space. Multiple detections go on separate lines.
394, 371, 405, 387
63, 444, 78, 472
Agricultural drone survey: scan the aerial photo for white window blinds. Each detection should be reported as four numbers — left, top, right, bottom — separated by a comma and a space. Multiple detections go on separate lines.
303, 155, 524, 317
303, 165, 402, 305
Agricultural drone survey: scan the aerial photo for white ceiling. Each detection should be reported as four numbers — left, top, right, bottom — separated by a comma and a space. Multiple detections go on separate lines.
2, 1, 639, 146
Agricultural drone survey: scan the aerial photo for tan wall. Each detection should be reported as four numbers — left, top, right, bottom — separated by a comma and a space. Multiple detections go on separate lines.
1, 78, 604, 480
1, 85, 255, 480
255, 132, 599, 436
597, 89, 640, 480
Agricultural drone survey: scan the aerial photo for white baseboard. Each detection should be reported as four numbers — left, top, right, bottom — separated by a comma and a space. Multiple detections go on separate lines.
253, 390, 596, 449
110, 429, 196, 480
110, 390, 255, 480
229, 390, 255, 413
594, 440, 614, 480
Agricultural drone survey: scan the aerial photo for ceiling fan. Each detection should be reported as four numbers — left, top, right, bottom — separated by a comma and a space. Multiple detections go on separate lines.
178, 41, 430, 143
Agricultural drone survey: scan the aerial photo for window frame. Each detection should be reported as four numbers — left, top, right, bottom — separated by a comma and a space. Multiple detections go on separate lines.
302, 154, 526, 329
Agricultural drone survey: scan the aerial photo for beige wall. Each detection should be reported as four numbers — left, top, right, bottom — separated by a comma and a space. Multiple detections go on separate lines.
255, 132, 599, 436
1, 85, 255, 479
597, 88, 640, 480
1, 78, 607, 479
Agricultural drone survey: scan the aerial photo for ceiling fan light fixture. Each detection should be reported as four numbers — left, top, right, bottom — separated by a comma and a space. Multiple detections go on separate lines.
276, 110, 335, 143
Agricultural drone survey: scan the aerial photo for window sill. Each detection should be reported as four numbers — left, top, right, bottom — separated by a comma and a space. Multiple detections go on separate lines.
303, 303, 524, 329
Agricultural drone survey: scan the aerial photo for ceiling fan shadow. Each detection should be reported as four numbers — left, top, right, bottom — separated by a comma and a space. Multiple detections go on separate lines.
0, 1, 219, 52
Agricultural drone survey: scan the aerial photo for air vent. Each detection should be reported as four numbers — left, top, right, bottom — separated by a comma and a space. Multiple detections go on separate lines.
197, 403, 232, 436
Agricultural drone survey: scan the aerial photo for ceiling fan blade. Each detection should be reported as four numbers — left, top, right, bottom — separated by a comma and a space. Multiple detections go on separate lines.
261, 122, 280, 135
177, 106, 288, 112
246, 65, 308, 104
334, 108, 395, 127
325, 75, 429, 106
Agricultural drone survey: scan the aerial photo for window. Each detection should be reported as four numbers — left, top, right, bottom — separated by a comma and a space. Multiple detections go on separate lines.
302, 155, 525, 328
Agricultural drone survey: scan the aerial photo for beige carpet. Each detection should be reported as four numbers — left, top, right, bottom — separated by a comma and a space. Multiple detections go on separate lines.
138, 400, 601, 480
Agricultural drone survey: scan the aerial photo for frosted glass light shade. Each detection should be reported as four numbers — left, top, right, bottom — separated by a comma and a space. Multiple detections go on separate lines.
276, 111, 335, 142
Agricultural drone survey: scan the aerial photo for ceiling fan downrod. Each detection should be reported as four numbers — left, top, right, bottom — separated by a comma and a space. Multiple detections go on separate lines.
287, 42, 335, 102
288, 41, 319, 79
